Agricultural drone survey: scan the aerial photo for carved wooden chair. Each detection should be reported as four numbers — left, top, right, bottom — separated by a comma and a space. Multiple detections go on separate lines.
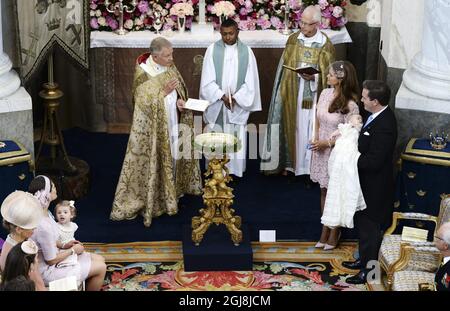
379, 194, 450, 290
391, 270, 436, 291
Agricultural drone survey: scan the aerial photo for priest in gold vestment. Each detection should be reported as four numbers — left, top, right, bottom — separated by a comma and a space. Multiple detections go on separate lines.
261, 5, 335, 176
110, 38, 202, 227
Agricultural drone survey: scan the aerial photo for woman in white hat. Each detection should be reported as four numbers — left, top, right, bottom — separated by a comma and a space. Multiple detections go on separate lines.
0, 190, 46, 290
29, 175, 106, 291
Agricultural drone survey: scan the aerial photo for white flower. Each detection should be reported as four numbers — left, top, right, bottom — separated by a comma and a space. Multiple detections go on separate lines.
90, 10, 95, 17
212, 1, 236, 17
170, 2, 194, 17
124, 19, 134, 29
332, 6, 344, 18
97, 16, 106, 26
134, 17, 143, 26
95, 9, 102, 17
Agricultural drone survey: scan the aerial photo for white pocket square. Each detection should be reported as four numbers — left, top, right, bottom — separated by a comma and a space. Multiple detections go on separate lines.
363, 131, 370, 136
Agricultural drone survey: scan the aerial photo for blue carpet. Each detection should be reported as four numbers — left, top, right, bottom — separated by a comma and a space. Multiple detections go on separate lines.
2, 128, 357, 243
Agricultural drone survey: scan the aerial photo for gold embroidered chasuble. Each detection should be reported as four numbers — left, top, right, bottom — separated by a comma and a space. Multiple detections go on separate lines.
279, 31, 335, 169
110, 54, 202, 227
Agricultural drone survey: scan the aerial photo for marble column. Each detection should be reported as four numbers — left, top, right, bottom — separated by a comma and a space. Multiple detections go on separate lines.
345, 0, 381, 87
0, 1, 20, 98
0, 0, 35, 157
401, 0, 450, 101
395, 0, 450, 158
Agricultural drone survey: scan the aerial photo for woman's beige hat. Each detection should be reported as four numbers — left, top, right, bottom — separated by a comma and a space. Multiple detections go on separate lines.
1, 191, 43, 230
21, 240, 39, 255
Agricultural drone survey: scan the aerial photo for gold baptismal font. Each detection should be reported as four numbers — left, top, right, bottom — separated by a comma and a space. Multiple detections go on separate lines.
192, 133, 243, 246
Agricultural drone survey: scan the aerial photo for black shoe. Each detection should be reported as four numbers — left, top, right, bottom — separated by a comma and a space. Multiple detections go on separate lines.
342, 259, 362, 270
345, 270, 368, 285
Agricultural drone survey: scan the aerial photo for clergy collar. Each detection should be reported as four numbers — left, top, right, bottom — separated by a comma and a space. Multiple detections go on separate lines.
224, 41, 238, 48
299, 30, 321, 43
147, 55, 167, 72
140, 54, 168, 76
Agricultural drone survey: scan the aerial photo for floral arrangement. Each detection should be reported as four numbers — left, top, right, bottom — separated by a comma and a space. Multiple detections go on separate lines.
89, 0, 347, 32
211, 1, 236, 17
170, 1, 194, 17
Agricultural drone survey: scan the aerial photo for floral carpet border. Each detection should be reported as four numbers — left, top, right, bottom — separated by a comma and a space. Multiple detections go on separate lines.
90, 241, 384, 285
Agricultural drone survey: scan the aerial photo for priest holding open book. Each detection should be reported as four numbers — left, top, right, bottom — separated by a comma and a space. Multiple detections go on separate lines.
261, 5, 335, 178
110, 37, 202, 227
199, 18, 261, 178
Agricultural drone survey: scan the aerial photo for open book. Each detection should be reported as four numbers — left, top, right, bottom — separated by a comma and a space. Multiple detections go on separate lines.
185, 98, 210, 112
282, 65, 321, 75
49, 275, 78, 291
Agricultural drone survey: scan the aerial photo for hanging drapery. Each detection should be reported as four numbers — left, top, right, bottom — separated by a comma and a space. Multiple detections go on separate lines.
15, 0, 90, 82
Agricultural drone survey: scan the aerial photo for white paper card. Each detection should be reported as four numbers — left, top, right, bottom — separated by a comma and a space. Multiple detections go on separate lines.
401, 226, 428, 242
185, 98, 210, 112
49, 275, 78, 291
259, 230, 276, 242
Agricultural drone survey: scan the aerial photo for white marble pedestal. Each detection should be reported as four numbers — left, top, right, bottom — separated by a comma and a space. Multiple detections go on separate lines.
395, 83, 450, 159
396, 83, 450, 115
0, 87, 35, 158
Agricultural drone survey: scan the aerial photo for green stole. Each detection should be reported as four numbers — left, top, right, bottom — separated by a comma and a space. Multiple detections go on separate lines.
279, 31, 335, 169
212, 39, 249, 93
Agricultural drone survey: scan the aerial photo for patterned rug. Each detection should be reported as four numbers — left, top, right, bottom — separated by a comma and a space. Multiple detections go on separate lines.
85, 241, 383, 291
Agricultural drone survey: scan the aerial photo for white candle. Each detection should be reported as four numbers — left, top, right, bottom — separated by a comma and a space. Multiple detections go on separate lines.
199, 0, 206, 24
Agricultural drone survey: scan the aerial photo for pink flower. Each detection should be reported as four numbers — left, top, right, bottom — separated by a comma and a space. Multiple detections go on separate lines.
270, 16, 283, 29
137, 1, 149, 14
90, 3, 97, 10
106, 16, 118, 30
322, 6, 333, 18
318, 0, 329, 10
257, 17, 271, 29
238, 19, 249, 30
239, 7, 248, 16
288, 0, 301, 10
90, 17, 99, 29
320, 17, 330, 29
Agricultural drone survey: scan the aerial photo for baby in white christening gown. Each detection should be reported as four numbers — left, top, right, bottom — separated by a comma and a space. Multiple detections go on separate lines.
321, 114, 367, 229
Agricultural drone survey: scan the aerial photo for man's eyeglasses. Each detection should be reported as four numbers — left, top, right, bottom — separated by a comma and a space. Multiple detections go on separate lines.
300, 21, 318, 27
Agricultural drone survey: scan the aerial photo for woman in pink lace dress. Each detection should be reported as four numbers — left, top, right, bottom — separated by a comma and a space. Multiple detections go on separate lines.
310, 61, 360, 250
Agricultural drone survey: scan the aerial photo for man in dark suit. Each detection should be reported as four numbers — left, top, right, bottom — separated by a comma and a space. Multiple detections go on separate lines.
343, 80, 398, 284
434, 222, 450, 291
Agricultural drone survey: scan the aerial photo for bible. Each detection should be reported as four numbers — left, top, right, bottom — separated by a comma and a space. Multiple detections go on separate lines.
49, 276, 78, 291
282, 65, 321, 75
185, 98, 210, 112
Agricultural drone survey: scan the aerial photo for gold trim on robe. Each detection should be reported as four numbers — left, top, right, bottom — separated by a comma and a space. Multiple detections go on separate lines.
110, 55, 202, 227
279, 31, 335, 169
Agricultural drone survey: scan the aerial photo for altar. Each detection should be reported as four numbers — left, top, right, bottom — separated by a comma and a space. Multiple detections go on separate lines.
90, 28, 352, 133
